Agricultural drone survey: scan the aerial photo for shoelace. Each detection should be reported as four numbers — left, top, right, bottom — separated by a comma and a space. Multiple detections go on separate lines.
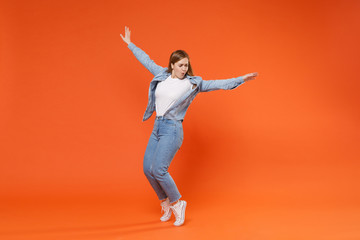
171, 203, 181, 219
161, 203, 170, 214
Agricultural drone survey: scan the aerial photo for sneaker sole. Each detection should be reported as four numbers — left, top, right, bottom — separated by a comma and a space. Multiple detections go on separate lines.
160, 213, 172, 222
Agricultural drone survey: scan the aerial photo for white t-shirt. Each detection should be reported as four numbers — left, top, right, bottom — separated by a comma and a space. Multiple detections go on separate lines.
155, 75, 192, 116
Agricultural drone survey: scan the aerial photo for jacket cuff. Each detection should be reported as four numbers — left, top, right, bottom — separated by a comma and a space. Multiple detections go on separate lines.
239, 76, 245, 84
127, 42, 136, 51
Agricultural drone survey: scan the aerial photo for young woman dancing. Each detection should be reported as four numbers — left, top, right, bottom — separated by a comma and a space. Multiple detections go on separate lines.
120, 26, 257, 227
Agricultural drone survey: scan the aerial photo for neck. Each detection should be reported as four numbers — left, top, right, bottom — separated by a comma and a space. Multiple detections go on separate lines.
171, 73, 185, 79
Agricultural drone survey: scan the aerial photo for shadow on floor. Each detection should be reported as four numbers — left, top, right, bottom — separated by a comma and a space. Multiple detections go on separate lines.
0, 219, 179, 238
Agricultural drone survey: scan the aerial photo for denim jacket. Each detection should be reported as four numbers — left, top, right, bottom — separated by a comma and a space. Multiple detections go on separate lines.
127, 42, 245, 121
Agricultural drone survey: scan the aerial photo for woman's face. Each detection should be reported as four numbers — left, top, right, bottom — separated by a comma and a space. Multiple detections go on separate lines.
171, 58, 189, 79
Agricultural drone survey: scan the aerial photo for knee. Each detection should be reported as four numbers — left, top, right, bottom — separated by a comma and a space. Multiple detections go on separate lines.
143, 165, 152, 178
153, 167, 167, 180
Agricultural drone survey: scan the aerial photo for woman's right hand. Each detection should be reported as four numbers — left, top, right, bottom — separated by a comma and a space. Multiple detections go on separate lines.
120, 26, 131, 45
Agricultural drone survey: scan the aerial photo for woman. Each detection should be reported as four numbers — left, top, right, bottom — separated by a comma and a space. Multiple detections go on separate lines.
120, 26, 257, 227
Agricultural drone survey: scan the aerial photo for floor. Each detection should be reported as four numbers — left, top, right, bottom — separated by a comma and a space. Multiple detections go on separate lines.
1, 193, 359, 240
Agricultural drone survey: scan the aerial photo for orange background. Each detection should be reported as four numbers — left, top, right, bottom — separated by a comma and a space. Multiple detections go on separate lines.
0, 0, 359, 239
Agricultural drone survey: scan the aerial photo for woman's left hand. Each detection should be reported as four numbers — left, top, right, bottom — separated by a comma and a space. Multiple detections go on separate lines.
243, 72, 258, 82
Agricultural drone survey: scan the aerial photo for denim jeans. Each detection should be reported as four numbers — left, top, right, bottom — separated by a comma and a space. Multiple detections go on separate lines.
143, 116, 184, 204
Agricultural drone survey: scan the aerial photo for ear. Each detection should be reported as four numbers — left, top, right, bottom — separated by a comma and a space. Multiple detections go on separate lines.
171, 63, 174, 70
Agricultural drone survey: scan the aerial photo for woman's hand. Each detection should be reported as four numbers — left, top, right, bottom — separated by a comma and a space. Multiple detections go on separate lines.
243, 72, 258, 82
120, 26, 131, 45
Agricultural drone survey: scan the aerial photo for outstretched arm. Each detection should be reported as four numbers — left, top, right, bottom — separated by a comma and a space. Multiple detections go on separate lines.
120, 26, 164, 76
200, 72, 258, 92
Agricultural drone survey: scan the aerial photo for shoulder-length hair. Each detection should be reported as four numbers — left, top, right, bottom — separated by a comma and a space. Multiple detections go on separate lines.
166, 50, 194, 76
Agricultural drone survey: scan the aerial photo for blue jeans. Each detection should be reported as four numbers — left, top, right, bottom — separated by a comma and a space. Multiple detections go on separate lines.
143, 117, 184, 204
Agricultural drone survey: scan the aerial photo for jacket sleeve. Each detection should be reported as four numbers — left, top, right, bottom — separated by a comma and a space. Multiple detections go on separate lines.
127, 42, 165, 76
199, 76, 245, 92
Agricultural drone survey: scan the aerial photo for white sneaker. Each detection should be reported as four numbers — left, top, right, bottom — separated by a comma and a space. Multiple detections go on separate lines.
170, 200, 187, 226
160, 198, 172, 222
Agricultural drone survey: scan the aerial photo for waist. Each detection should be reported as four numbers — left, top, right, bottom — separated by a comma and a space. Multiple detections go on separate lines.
155, 115, 183, 123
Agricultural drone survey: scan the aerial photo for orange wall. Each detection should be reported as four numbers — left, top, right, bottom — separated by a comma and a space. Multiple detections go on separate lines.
1, 0, 359, 204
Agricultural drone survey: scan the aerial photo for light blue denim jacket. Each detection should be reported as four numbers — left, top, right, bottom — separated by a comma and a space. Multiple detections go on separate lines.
127, 42, 245, 121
